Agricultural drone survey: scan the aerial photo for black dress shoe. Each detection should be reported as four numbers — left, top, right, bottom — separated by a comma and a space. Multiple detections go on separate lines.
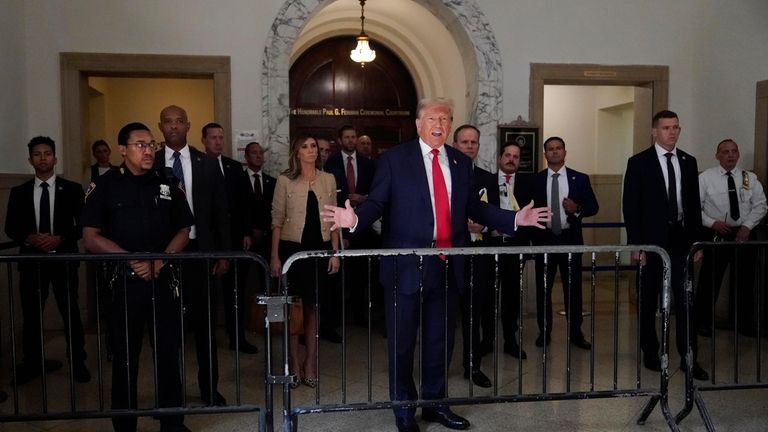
535, 334, 551, 347
201, 390, 227, 406
503, 343, 527, 359
73, 361, 91, 383
643, 355, 662, 372
680, 361, 709, 381
422, 408, 470, 430
229, 340, 259, 354
319, 329, 343, 343
463, 369, 492, 388
395, 416, 420, 432
570, 336, 592, 350
10, 359, 63, 386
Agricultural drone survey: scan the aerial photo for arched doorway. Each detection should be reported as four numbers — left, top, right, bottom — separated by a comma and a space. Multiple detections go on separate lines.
262, 0, 503, 174
289, 36, 417, 157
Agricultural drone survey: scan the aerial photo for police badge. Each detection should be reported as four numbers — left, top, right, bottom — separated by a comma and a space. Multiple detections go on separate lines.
159, 183, 172, 200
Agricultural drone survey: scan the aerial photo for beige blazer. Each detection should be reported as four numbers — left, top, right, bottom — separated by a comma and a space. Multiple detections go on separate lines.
271, 170, 337, 243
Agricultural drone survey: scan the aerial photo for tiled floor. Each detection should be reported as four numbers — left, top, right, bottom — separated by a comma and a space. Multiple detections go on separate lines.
1, 279, 767, 432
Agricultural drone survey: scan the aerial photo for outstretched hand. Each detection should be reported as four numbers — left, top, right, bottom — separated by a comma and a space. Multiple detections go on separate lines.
515, 201, 552, 229
321, 199, 357, 231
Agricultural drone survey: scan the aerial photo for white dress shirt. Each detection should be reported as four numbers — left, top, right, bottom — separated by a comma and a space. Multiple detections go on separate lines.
699, 165, 768, 229
420, 139, 452, 240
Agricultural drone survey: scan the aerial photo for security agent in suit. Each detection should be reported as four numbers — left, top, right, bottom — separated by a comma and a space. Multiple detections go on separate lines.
155, 105, 232, 405
324, 125, 377, 340
488, 141, 534, 358
201, 123, 259, 354
242, 142, 276, 261
696, 139, 767, 337
82, 123, 193, 432
450, 124, 495, 388
623, 110, 708, 380
531, 137, 597, 350
4, 136, 90, 385
322, 98, 551, 432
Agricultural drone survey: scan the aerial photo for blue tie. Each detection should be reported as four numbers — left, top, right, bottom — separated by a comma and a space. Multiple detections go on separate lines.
172, 151, 185, 190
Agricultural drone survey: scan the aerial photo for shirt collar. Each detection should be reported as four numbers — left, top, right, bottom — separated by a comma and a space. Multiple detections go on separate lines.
654, 143, 677, 157
247, 167, 262, 176
35, 174, 56, 187
419, 138, 444, 158
167, 144, 191, 162
547, 166, 566, 177
718, 165, 740, 175
498, 171, 515, 182
342, 150, 358, 160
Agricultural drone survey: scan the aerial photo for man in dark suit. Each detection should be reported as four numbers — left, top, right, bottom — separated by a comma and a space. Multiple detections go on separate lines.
155, 105, 231, 405
201, 122, 258, 354
90, 139, 119, 182
242, 142, 275, 261
324, 125, 377, 340
488, 141, 534, 359
531, 137, 597, 350
5, 136, 90, 385
623, 110, 708, 380
450, 124, 495, 388
322, 98, 551, 432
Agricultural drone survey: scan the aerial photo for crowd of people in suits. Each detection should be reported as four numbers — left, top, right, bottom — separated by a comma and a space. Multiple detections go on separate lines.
3, 100, 766, 432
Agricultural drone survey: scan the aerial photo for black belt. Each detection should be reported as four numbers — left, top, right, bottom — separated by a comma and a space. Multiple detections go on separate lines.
490, 236, 515, 244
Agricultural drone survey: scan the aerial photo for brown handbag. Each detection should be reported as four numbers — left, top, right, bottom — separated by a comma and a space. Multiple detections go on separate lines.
249, 277, 304, 335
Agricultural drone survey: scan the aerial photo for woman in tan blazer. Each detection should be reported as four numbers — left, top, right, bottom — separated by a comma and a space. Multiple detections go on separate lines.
271, 135, 340, 388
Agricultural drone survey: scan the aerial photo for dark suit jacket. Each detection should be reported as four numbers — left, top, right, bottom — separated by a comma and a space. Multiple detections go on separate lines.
220, 155, 249, 246
155, 146, 231, 251
623, 146, 703, 248
532, 167, 598, 245
241, 168, 275, 258
325, 151, 376, 206
5, 176, 84, 254
355, 140, 518, 294
90, 163, 119, 183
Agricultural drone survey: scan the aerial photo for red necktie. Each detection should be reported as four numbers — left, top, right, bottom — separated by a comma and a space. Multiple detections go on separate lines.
346, 155, 356, 195
431, 149, 451, 251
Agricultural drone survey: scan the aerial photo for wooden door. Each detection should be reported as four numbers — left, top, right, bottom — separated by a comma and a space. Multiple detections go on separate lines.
290, 36, 417, 158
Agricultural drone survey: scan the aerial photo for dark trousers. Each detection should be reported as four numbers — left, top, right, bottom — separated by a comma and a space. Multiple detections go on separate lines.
182, 242, 220, 398
223, 258, 252, 346
695, 231, 757, 332
18, 262, 86, 366
534, 229, 584, 338
111, 271, 183, 432
491, 237, 526, 349
460, 243, 491, 372
638, 224, 696, 359
385, 257, 458, 419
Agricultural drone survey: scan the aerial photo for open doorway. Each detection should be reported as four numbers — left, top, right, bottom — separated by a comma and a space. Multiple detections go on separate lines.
60, 52, 231, 184
86, 77, 214, 181
531, 64, 668, 248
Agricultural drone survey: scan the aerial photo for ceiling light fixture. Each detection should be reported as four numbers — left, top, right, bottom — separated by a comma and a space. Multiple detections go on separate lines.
350, 0, 376, 66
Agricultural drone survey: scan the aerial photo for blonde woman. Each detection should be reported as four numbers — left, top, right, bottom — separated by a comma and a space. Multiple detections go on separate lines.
271, 135, 340, 388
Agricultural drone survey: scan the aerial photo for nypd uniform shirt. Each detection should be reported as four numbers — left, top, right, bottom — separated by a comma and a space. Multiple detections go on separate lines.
81, 166, 194, 252
699, 165, 768, 229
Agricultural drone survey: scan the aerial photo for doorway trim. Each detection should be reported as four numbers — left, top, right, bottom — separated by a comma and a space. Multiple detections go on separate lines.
60, 52, 231, 181
755, 80, 768, 185
530, 63, 669, 156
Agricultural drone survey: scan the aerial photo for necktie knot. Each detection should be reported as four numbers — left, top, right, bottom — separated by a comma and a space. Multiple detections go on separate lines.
504, 174, 511, 184
552, 172, 560, 179
665, 152, 674, 160
726, 171, 733, 177
173, 151, 181, 159
40, 181, 49, 189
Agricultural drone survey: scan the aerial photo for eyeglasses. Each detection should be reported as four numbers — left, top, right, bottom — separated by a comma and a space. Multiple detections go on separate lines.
127, 141, 161, 152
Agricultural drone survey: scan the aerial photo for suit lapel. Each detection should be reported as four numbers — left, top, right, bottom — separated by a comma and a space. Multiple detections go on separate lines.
406, 142, 431, 214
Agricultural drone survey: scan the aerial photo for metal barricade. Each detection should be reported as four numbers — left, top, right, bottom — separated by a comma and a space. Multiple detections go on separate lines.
676, 241, 768, 431
271, 245, 678, 431
0, 251, 267, 431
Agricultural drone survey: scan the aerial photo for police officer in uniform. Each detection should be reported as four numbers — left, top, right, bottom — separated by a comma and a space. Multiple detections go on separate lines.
82, 122, 193, 432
